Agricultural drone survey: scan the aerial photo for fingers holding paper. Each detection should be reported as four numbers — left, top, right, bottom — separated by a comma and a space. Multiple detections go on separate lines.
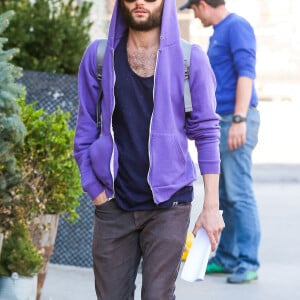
192, 208, 225, 252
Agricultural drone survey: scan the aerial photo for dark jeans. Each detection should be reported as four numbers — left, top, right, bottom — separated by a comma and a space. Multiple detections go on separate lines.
93, 199, 191, 300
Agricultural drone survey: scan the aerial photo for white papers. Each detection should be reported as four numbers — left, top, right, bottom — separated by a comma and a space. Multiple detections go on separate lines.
181, 210, 223, 282
180, 227, 211, 282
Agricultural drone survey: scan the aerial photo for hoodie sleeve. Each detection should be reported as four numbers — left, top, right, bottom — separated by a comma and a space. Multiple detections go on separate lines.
185, 44, 220, 174
73, 40, 105, 200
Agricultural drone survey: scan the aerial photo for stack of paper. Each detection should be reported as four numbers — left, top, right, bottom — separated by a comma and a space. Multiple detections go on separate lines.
180, 227, 211, 282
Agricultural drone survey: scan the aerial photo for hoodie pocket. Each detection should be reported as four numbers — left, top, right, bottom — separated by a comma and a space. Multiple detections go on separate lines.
150, 133, 186, 187
89, 135, 113, 187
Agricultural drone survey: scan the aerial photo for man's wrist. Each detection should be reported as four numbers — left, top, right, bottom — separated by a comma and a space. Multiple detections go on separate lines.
232, 114, 247, 123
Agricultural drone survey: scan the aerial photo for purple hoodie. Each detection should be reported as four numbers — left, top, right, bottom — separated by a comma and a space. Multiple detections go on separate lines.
74, 0, 220, 204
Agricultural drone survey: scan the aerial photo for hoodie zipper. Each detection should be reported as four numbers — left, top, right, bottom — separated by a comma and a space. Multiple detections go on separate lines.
110, 47, 116, 197
147, 48, 160, 204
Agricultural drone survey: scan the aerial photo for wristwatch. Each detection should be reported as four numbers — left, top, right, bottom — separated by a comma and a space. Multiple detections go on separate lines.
232, 114, 247, 123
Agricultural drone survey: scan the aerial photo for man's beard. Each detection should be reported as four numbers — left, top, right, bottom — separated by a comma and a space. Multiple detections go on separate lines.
122, 3, 163, 32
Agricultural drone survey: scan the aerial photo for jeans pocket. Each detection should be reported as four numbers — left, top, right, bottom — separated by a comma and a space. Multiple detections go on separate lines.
94, 198, 116, 220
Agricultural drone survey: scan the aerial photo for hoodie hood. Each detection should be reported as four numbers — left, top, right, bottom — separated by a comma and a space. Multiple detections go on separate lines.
108, 0, 181, 49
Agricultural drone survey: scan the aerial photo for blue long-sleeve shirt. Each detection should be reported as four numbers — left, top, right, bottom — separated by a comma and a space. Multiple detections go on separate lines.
208, 13, 258, 115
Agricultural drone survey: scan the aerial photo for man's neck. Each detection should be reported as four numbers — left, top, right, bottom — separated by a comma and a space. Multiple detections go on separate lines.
126, 28, 160, 77
127, 27, 160, 50
211, 6, 230, 26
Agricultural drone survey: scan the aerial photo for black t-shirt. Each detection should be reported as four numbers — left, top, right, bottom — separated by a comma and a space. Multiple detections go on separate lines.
113, 36, 192, 211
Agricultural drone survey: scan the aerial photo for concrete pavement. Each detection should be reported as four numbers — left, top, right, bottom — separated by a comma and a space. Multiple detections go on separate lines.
41, 164, 300, 300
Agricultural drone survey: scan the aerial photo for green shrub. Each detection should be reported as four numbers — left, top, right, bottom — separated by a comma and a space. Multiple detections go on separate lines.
0, 222, 43, 276
0, 0, 92, 74
13, 97, 82, 222
0, 10, 26, 233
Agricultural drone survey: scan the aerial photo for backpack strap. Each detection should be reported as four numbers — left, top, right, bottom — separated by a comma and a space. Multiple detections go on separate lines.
96, 39, 107, 129
180, 38, 193, 113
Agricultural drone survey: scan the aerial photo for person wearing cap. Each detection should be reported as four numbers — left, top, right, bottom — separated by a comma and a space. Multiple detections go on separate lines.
180, 0, 261, 284
74, 0, 225, 298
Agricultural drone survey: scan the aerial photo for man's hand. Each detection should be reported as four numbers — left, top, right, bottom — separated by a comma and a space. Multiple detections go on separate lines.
228, 122, 246, 151
192, 208, 225, 252
93, 190, 108, 206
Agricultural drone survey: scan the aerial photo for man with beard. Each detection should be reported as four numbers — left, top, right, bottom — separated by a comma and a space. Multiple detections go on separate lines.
74, 0, 224, 299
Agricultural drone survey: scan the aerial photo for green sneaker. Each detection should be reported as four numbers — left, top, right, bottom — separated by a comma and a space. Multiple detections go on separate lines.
206, 261, 232, 274
227, 267, 258, 284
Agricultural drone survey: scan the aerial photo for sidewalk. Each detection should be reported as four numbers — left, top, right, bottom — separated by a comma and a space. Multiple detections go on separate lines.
41, 164, 300, 300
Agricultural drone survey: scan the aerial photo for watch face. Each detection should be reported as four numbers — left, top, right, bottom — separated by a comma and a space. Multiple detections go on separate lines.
234, 115, 241, 122
233, 115, 246, 123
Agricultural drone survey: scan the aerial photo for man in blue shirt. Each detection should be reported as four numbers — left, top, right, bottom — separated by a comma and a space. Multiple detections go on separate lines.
180, 0, 261, 284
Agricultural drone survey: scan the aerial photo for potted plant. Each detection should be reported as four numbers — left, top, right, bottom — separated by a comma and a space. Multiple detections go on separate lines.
0, 222, 43, 300
12, 97, 83, 299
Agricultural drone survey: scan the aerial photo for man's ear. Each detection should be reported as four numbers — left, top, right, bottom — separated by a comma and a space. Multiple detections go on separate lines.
199, 0, 207, 8
193, 1, 204, 10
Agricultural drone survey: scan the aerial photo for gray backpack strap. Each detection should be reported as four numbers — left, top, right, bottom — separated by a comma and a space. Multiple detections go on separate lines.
180, 39, 193, 113
96, 39, 107, 129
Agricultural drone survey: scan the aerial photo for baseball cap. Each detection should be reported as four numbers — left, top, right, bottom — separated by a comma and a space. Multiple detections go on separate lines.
179, 0, 199, 10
